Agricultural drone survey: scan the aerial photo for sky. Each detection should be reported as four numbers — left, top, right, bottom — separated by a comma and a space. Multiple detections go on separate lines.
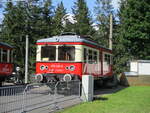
52, 0, 120, 14
0, 0, 120, 23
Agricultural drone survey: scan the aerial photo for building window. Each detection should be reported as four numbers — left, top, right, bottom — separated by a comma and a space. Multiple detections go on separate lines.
58, 46, 75, 61
41, 46, 56, 61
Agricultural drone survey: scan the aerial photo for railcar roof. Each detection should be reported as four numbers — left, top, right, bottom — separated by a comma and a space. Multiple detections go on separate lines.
37, 35, 111, 51
0, 42, 13, 49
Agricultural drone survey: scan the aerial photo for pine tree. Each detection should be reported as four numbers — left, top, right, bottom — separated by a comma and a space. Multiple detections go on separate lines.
113, 0, 150, 74
40, 0, 54, 37
1, 0, 55, 81
53, 1, 66, 35
72, 0, 95, 36
1, 1, 28, 78
119, 0, 150, 60
94, 0, 114, 47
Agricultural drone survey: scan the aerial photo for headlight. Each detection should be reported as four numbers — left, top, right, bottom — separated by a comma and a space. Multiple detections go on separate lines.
69, 65, 75, 71
40, 65, 45, 70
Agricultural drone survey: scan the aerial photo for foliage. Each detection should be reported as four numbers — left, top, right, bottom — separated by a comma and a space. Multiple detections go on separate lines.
94, 0, 114, 47
72, 0, 95, 36
60, 86, 150, 113
0, 0, 54, 80
53, 1, 66, 35
113, 0, 150, 74
1, 0, 150, 79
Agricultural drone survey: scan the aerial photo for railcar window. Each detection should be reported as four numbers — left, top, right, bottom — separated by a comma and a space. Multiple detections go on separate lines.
10, 50, 13, 63
58, 46, 75, 61
0, 48, 1, 62
2, 49, 7, 62
104, 54, 111, 64
93, 51, 98, 63
88, 50, 93, 64
41, 46, 56, 61
84, 48, 87, 63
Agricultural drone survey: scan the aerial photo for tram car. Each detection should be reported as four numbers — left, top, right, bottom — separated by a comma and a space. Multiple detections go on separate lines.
35, 33, 113, 83
0, 42, 14, 85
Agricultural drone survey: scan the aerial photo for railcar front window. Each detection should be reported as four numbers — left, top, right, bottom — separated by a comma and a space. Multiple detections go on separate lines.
58, 46, 75, 61
41, 46, 56, 61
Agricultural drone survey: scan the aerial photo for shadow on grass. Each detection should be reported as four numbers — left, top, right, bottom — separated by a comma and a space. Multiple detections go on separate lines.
93, 96, 108, 101
94, 85, 127, 96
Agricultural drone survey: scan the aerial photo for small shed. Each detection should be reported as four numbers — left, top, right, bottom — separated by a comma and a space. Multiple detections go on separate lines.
130, 60, 150, 75
120, 60, 150, 86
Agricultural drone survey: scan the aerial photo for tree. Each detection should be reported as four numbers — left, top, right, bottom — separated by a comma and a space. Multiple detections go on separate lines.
113, 0, 150, 74
94, 0, 114, 47
53, 1, 66, 35
1, 0, 54, 82
72, 0, 95, 36
40, 0, 54, 37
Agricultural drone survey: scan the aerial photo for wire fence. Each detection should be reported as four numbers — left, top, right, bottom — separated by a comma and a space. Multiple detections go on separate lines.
0, 80, 81, 113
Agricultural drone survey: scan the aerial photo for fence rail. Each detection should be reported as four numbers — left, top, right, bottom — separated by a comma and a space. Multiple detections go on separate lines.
0, 80, 81, 113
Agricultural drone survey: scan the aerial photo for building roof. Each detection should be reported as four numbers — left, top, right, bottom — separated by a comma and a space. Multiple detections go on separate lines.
37, 35, 111, 51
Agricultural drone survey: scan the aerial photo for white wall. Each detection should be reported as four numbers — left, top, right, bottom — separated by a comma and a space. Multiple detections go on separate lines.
138, 62, 150, 75
130, 60, 150, 75
130, 61, 138, 72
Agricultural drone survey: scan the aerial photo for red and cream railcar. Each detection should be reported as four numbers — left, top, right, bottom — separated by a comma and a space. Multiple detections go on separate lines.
0, 42, 14, 85
35, 34, 113, 82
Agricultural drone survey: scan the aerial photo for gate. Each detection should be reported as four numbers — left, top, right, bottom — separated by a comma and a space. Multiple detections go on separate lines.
0, 80, 81, 113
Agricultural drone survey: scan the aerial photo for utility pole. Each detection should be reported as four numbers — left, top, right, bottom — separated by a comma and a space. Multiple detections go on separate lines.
25, 0, 30, 84
109, 14, 113, 50
25, 35, 29, 84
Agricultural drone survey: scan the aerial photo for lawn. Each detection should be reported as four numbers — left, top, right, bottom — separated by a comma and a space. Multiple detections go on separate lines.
60, 86, 150, 113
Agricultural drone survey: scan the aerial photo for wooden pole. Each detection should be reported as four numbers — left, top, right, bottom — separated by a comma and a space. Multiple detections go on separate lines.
109, 14, 113, 50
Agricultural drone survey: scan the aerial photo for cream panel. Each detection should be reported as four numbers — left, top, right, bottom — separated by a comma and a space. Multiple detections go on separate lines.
7, 50, 10, 63
75, 45, 83, 62
36, 45, 41, 61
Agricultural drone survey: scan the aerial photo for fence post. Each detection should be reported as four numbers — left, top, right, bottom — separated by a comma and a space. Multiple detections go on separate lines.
22, 85, 28, 113
81, 75, 94, 102
53, 82, 60, 111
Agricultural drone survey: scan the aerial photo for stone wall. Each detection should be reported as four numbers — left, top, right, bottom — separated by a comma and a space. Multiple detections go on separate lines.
120, 74, 150, 86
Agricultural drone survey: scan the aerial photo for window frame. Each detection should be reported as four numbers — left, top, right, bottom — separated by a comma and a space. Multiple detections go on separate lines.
41, 45, 56, 61
83, 47, 98, 64
104, 53, 112, 65
58, 45, 75, 61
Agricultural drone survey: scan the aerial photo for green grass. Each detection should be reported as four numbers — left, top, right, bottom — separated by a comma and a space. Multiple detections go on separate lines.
60, 86, 150, 113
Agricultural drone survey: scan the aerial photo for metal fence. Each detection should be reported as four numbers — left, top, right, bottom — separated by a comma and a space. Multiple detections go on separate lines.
0, 80, 81, 113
